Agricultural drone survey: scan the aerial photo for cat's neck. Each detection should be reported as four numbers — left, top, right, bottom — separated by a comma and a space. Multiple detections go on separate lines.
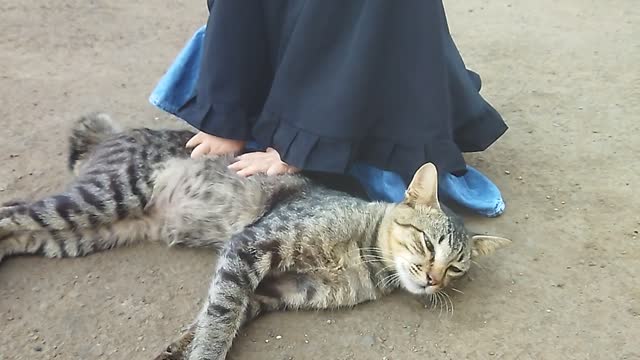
357, 203, 400, 291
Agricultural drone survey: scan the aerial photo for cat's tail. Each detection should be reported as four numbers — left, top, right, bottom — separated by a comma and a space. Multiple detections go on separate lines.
68, 112, 122, 171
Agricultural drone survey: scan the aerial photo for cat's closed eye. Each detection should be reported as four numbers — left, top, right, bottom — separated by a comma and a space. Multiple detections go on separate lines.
447, 265, 463, 274
422, 233, 435, 253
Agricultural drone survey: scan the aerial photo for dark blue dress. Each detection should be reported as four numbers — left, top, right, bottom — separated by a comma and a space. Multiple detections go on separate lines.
174, 0, 507, 183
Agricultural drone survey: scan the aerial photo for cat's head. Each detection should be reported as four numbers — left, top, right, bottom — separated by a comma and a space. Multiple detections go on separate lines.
382, 163, 511, 295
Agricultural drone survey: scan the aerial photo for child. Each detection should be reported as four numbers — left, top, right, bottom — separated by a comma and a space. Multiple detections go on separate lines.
150, 0, 508, 217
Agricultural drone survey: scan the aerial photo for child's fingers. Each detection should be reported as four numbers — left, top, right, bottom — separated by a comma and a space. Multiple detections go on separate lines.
185, 133, 203, 148
266, 163, 288, 176
234, 152, 264, 162
236, 166, 261, 177
227, 159, 248, 171
190, 144, 210, 159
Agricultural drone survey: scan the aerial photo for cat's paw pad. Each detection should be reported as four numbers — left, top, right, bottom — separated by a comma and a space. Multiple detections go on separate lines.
1, 200, 28, 208
153, 328, 195, 360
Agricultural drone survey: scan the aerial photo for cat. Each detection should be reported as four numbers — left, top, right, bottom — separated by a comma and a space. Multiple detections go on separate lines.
0, 113, 511, 360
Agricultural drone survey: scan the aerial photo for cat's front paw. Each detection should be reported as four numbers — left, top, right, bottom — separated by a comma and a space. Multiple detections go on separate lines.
153, 327, 195, 360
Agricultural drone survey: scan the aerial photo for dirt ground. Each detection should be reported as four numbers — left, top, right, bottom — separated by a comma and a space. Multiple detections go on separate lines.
0, 0, 638, 359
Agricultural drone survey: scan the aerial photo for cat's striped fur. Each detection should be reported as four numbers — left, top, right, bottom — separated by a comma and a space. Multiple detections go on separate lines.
0, 113, 510, 360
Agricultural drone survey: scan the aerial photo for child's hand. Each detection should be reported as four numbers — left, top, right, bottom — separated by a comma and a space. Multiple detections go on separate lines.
228, 147, 300, 177
186, 132, 246, 159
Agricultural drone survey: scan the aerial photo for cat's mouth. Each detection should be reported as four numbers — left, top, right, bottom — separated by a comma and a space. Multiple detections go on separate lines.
395, 259, 442, 295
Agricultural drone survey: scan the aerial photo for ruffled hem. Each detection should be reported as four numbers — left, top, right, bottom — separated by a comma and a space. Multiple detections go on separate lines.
173, 94, 506, 181
454, 105, 508, 152
252, 111, 470, 183
175, 95, 256, 141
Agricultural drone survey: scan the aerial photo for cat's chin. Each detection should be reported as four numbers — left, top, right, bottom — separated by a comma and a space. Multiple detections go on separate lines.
400, 281, 442, 296
396, 265, 429, 295
402, 282, 428, 295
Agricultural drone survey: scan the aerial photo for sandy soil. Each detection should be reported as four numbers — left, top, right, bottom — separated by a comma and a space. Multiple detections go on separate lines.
1, 0, 638, 359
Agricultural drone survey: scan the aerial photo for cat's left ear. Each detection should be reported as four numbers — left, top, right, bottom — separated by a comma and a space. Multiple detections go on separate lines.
404, 163, 440, 209
471, 235, 512, 257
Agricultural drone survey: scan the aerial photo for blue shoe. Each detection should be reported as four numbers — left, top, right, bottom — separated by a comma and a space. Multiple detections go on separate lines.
348, 163, 407, 203
439, 165, 505, 217
149, 25, 206, 115
349, 163, 505, 217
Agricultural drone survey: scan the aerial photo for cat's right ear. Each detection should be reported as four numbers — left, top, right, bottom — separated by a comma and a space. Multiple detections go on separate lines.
471, 235, 512, 257
404, 163, 440, 209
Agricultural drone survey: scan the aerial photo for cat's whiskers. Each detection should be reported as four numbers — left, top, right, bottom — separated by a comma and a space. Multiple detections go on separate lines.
374, 264, 397, 279
442, 291, 454, 316
439, 292, 449, 315
471, 259, 487, 272
450, 287, 464, 295
378, 273, 400, 289
436, 292, 444, 317
351, 246, 393, 261
357, 255, 386, 265
380, 273, 399, 288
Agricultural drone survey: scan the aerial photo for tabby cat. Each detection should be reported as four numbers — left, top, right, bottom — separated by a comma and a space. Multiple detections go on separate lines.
0, 113, 511, 360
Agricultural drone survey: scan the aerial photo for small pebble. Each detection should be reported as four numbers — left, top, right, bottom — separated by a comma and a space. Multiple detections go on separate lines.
34, 346, 43, 352
504, 170, 511, 175
546, 195, 552, 200
326, 319, 333, 324
546, 309, 552, 313
275, 335, 282, 340
554, 208, 559, 211
265, 339, 270, 343
361, 335, 377, 347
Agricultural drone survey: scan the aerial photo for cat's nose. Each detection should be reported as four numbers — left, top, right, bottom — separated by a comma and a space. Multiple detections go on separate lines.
427, 273, 440, 286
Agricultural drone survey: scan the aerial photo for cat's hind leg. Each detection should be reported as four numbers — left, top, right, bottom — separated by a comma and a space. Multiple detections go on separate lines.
0, 215, 161, 263
0, 170, 152, 238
